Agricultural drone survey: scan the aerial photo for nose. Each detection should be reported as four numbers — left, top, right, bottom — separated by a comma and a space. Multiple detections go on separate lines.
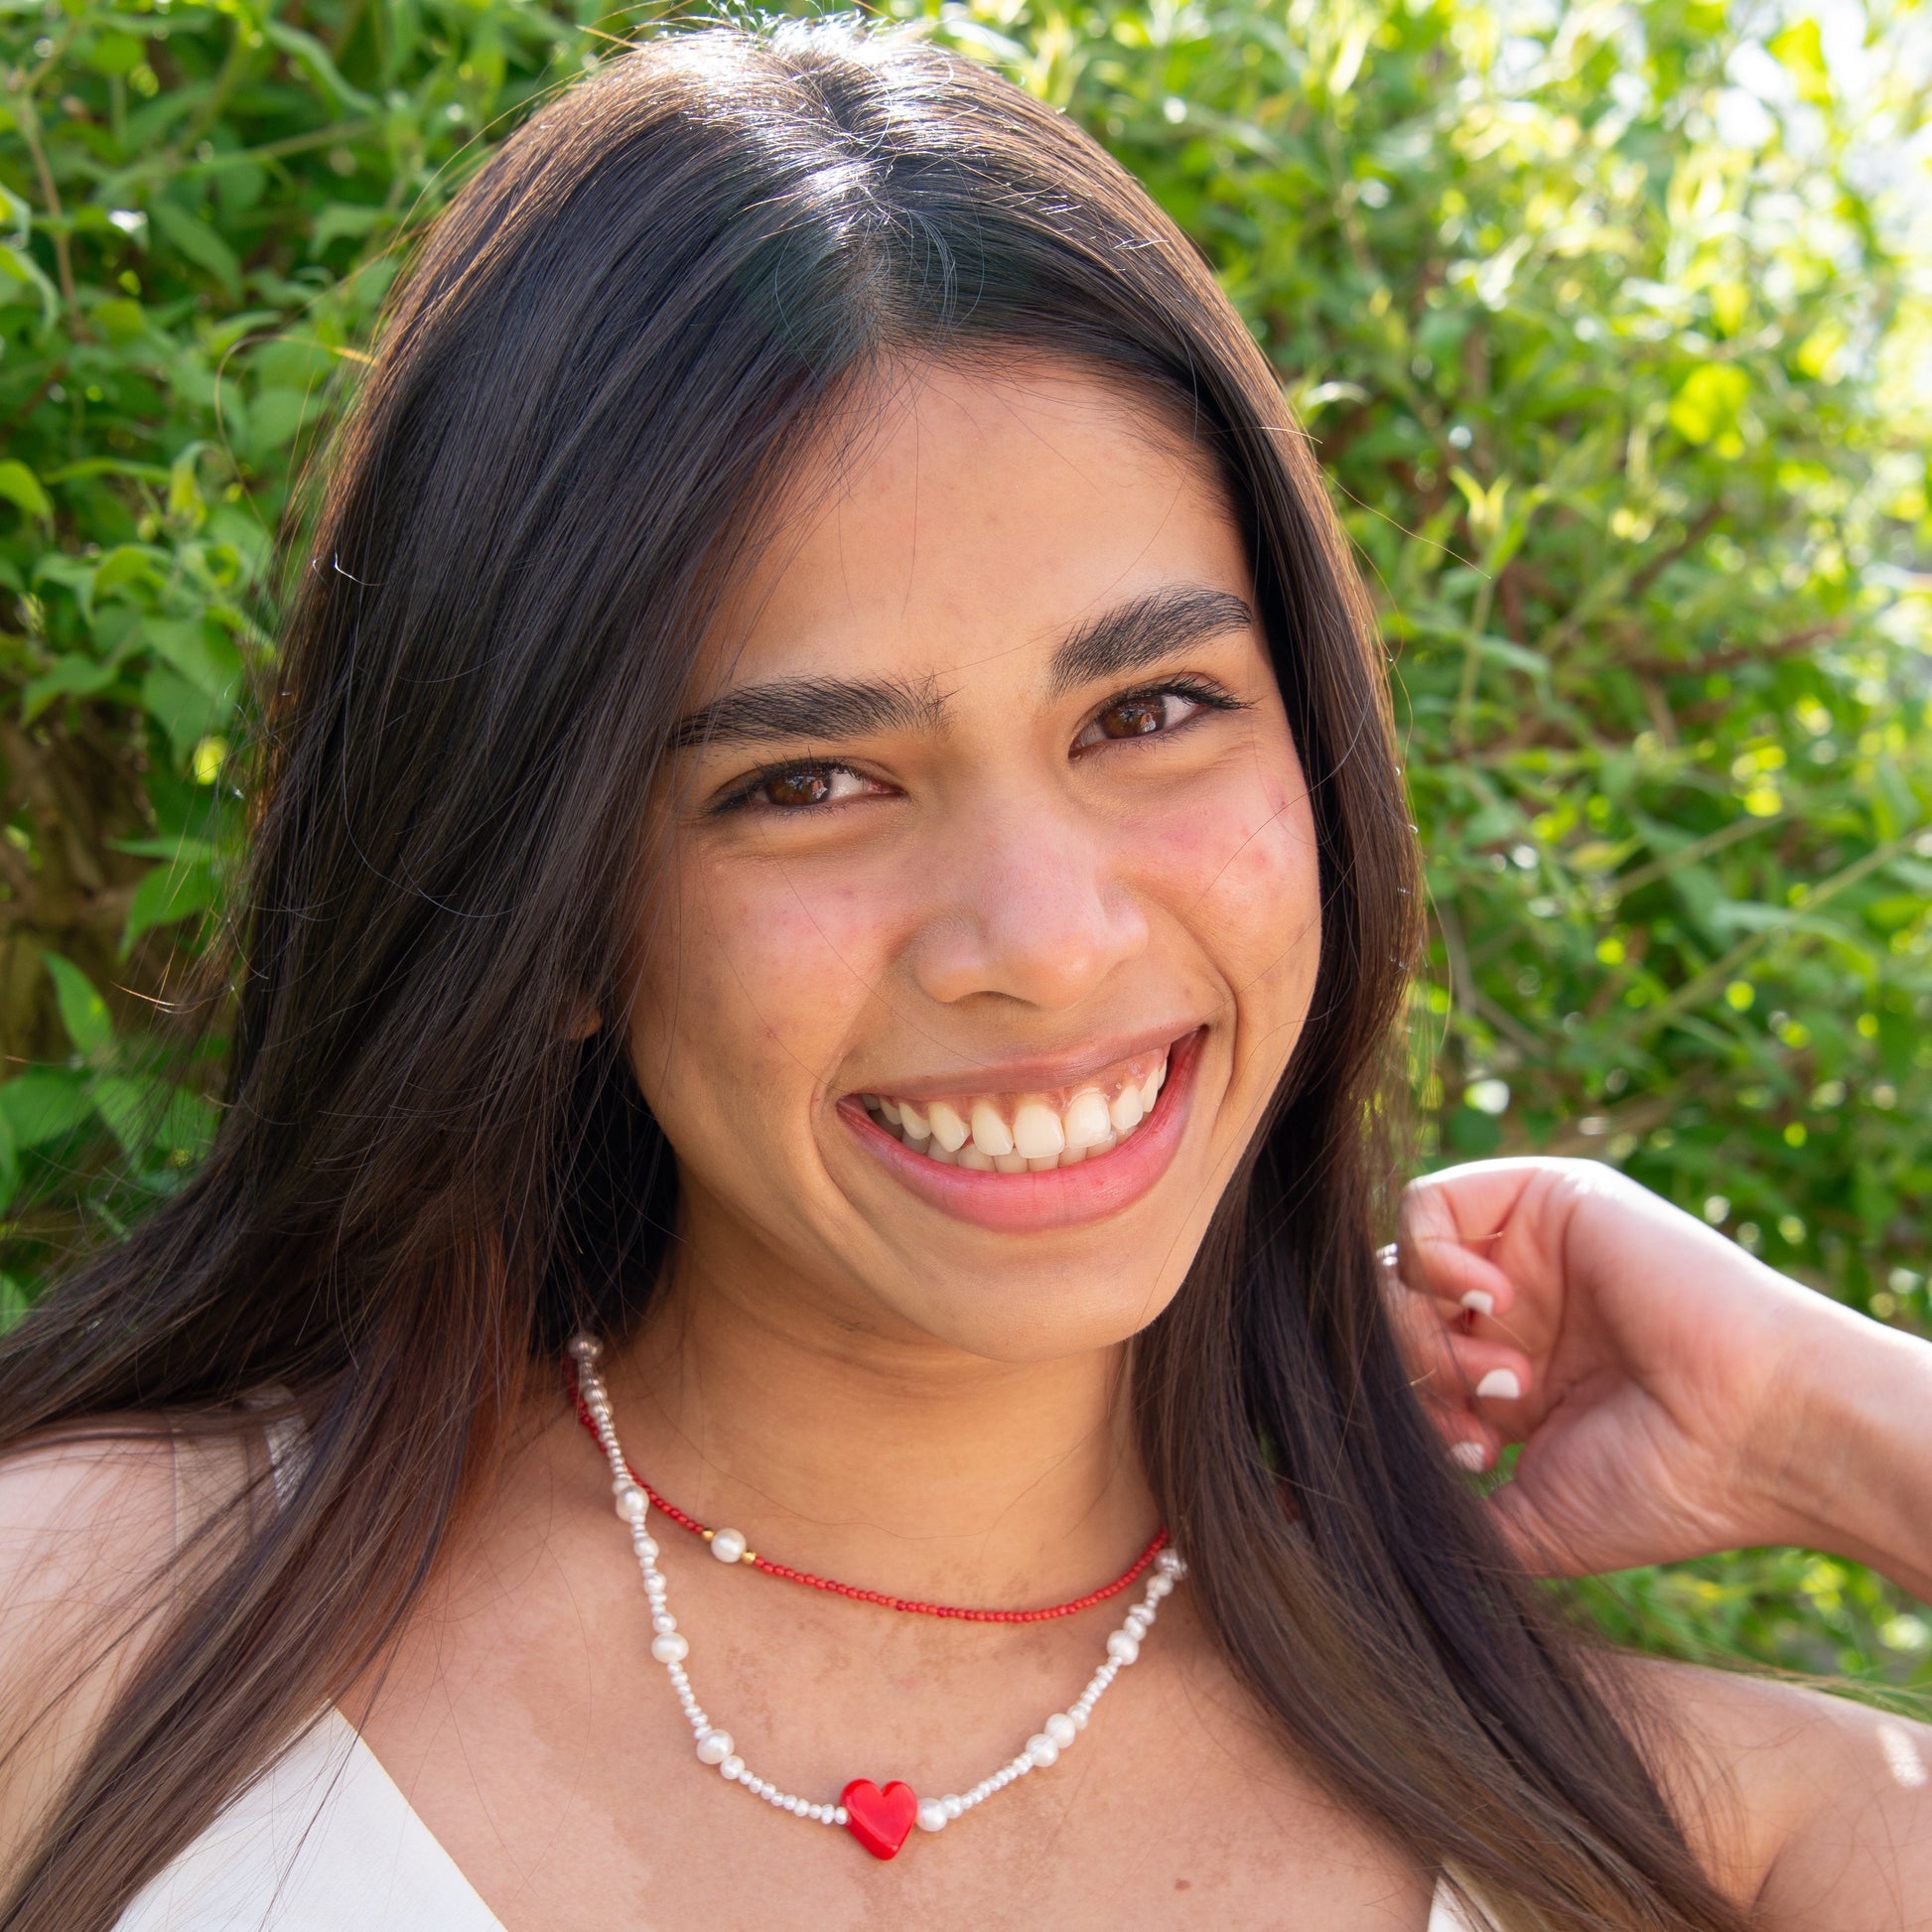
907, 799, 1150, 1012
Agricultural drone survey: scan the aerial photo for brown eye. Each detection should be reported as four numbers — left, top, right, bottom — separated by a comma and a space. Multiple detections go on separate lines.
726, 763, 882, 813
759, 769, 833, 808
1095, 697, 1167, 740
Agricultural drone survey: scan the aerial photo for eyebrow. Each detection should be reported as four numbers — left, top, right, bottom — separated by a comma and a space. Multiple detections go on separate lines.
1046, 585, 1255, 697
672, 674, 945, 750
673, 582, 1255, 752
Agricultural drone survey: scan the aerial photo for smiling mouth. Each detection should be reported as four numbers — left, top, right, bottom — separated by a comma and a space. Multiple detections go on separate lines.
854, 1044, 1172, 1174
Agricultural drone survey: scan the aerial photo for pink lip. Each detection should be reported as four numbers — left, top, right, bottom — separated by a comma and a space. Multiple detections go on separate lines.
838, 1030, 1205, 1233
841, 1023, 1196, 1107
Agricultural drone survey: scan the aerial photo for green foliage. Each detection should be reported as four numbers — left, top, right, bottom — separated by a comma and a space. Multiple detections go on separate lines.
2, 0, 1929, 1679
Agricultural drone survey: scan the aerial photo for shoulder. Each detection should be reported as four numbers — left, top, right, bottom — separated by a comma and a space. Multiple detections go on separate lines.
1620, 1654, 1932, 1925
0, 1419, 253, 1877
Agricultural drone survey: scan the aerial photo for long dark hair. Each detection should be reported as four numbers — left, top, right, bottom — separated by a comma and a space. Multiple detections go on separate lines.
0, 24, 1744, 1930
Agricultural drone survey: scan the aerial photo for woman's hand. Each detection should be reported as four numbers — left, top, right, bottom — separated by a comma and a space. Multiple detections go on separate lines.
1390, 1157, 1932, 1587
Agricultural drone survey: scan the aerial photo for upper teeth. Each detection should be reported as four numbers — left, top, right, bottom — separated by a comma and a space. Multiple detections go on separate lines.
858, 1051, 1170, 1173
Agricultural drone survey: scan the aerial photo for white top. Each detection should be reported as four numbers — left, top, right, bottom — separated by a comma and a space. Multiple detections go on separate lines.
115, 1416, 1488, 1929
113, 1705, 1486, 1930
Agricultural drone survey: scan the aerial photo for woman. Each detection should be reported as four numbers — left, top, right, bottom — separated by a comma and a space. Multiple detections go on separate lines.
0, 21, 1926, 1929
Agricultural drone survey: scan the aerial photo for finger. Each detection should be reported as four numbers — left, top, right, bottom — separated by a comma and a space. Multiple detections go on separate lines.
1385, 1256, 1536, 1416
1392, 1191, 1517, 1320
1417, 1390, 1500, 1474
1442, 1335, 1535, 1416
1382, 1250, 1464, 1390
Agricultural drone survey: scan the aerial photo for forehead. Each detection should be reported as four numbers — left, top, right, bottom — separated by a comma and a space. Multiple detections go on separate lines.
701, 359, 1252, 697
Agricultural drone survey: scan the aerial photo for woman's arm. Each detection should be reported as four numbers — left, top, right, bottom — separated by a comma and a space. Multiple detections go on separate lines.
1393, 1156, 1932, 1593
1392, 1158, 1932, 1921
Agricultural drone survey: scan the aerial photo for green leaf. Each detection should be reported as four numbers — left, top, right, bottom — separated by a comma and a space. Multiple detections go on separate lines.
0, 241, 61, 334
42, 955, 114, 1058
86, 1073, 163, 1160
0, 1069, 94, 1149
149, 200, 243, 300
0, 459, 53, 525
1668, 363, 1749, 447
141, 662, 231, 767
309, 204, 396, 259
155, 1088, 220, 1162
261, 20, 378, 114
142, 616, 242, 707
0, 1111, 20, 1216
123, 853, 217, 947
22, 653, 120, 722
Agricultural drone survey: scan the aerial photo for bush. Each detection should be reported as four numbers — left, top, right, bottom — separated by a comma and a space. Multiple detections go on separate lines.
2, 0, 1927, 1680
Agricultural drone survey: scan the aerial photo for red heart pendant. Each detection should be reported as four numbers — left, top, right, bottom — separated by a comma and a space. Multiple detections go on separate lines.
841, 1778, 917, 1860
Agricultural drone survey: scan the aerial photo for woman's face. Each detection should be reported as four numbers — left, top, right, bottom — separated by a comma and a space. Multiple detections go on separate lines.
625, 360, 1321, 1363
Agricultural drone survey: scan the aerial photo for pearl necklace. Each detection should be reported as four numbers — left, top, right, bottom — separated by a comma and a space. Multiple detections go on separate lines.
568, 1334, 1186, 1861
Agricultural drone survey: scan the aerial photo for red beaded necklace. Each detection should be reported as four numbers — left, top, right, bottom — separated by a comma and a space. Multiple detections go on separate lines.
568, 1381, 1169, 1622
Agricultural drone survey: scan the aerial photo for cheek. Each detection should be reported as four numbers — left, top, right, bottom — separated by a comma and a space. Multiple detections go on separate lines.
1142, 759, 1322, 998
632, 850, 903, 1100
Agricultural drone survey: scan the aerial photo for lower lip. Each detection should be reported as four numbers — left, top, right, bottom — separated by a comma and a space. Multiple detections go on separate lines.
837, 1032, 1204, 1234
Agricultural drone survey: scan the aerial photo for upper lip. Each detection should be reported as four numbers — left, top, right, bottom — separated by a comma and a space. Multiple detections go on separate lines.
839, 1024, 1202, 1103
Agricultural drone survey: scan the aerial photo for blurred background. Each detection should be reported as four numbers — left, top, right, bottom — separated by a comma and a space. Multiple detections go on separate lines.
0, 0, 1928, 1684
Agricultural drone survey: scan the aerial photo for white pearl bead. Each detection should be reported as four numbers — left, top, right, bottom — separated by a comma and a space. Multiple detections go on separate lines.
916, 1800, 949, 1833
614, 1484, 647, 1522
652, 1612, 678, 1635
1107, 1631, 1140, 1664
567, 1334, 602, 1362
651, 1632, 689, 1663
1025, 1732, 1059, 1768
709, 1527, 748, 1564
1069, 1706, 1090, 1728
1044, 1713, 1077, 1749
1157, 1550, 1183, 1575
696, 1728, 733, 1765
632, 1534, 659, 1561
1124, 1610, 1151, 1639
943, 1795, 964, 1819
722, 1755, 745, 1780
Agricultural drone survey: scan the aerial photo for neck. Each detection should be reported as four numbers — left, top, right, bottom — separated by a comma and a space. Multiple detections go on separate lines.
593, 1245, 1160, 1610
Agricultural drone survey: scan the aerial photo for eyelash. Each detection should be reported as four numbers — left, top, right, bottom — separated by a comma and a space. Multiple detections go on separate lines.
713, 675, 1248, 816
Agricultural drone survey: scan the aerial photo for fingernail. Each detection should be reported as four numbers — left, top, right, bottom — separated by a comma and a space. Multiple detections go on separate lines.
1475, 1368, 1521, 1401
1449, 1441, 1488, 1471
1459, 1290, 1494, 1316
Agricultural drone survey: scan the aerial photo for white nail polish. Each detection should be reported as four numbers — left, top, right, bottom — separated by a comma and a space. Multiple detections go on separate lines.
1475, 1368, 1521, 1401
1449, 1442, 1488, 1471
1459, 1290, 1494, 1316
